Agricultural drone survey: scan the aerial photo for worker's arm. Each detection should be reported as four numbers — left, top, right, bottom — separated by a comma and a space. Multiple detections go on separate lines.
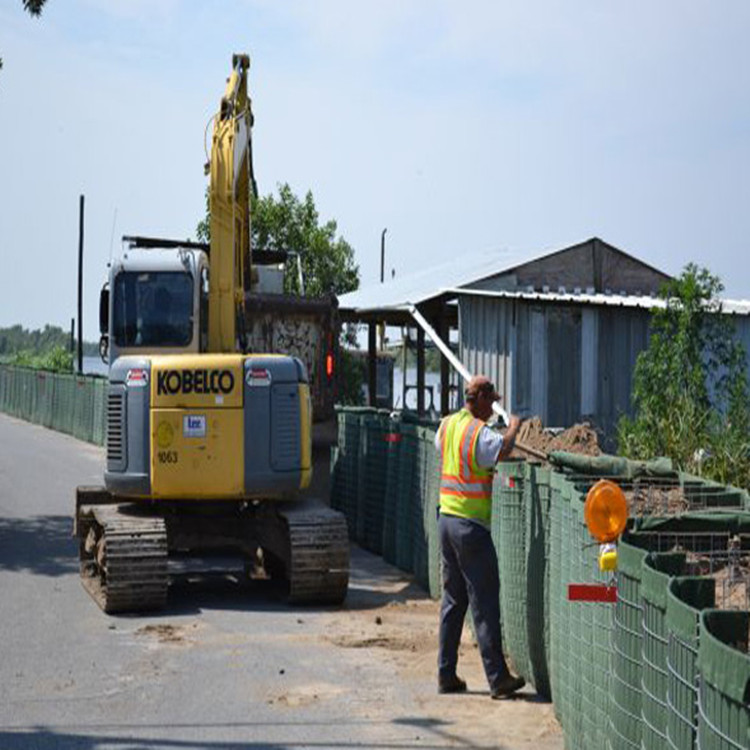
474, 414, 521, 467
498, 415, 521, 461
434, 418, 447, 451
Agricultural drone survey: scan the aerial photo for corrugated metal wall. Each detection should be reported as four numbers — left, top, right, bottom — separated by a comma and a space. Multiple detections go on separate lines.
459, 296, 653, 442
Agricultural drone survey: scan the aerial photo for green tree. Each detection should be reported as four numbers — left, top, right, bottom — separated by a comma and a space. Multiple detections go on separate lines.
12, 345, 72, 373
196, 182, 359, 297
197, 182, 364, 403
617, 264, 750, 487
1, 1, 48, 71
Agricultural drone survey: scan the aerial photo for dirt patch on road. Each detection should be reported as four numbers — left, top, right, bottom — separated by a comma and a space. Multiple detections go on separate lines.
325, 602, 437, 654
319, 579, 563, 749
266, 682, 344, 708
136, 624, 188, 644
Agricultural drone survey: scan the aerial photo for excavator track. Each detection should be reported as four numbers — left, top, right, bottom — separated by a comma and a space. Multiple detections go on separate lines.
279, 504, 349, 605
77, 503, 168, 615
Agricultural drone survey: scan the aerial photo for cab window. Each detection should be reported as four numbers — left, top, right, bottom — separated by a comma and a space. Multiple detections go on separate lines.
113, 271, 193, 348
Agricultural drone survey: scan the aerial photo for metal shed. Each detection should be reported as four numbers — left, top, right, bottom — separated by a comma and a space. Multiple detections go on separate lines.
339, 238, 750, 441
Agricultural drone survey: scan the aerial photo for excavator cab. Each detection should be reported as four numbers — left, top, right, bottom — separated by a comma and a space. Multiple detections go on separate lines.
98, 238, 210, 365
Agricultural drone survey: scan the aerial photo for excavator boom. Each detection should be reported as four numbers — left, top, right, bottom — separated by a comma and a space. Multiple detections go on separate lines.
208, 53, 254, 352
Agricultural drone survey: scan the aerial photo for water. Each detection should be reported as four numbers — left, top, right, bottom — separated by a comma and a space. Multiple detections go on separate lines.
82, 356, 108, 376
392, 366, 458, 413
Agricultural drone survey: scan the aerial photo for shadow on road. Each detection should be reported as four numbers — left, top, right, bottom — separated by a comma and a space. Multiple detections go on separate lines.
149, 545, 430, 618
0, 514, 427, 616
0, 514, 77, 577
0, 718, 507, 749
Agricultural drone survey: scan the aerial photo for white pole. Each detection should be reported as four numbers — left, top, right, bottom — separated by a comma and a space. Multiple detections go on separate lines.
407, 304, 509, 425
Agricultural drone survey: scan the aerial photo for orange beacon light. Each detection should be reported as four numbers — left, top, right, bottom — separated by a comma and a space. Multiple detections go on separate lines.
584, 479, 628, 544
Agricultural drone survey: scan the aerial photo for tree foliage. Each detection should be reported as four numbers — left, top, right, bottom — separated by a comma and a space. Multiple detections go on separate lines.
617, 264, 750, 487
1, 1, 47, 71
196, 182, 359, 297
0, 324, 97, 360
12, 345, 73, 373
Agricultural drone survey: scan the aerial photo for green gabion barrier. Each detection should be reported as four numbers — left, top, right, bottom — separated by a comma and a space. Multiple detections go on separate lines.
381, 417, 401, 565
412, 426, 436, 593
697, 609, 750, 750
330, 408, 750, 750
330, 407, 360, 534
568, 481, 590, 749
574, 481, 611, 750
0, 365, 107, 445
496, 460, 530, 681
395, 421, 418, 573
548, 470, 569, 721
610, 536, 649, 750
423, 428, 441, 599
666, 577, 715, 750
640, 553, 686, 750
525, 462, 552, 699
361, 410, 389, 554
610, 512, 750, 750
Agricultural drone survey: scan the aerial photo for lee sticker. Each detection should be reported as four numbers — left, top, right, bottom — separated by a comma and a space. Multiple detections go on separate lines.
183, 414, 206, 438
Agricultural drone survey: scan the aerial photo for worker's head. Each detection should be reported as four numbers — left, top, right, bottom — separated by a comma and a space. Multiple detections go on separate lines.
465, 375, 500, 421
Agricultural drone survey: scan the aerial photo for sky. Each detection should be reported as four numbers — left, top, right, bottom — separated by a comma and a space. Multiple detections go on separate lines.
1, 1, 748, 340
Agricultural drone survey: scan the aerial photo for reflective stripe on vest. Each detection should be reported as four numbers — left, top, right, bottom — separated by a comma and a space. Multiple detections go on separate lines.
438, 409, 494, 523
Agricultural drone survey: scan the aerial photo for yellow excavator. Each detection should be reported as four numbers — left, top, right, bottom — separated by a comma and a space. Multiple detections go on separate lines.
75, 54, 349, 613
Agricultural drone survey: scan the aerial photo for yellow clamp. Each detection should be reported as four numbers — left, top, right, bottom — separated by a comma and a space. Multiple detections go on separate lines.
598, 543, 618, 572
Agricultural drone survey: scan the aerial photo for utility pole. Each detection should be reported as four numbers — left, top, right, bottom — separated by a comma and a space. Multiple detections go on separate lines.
77, 195, 84, 374
380, 228, 387, 283
379, 228, 387, 355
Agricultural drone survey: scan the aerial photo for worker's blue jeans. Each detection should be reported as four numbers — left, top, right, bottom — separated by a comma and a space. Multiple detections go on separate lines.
438, 512, 509, 690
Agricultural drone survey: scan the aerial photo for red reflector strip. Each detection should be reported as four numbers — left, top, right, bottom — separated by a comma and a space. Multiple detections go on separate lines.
385, 433, 402, 443
568, 584, 617, 602
326, 353, 334, 378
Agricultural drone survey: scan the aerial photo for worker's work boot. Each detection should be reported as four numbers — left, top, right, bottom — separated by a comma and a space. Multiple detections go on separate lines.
490, 673, 525, 699
438, 674, 467, 694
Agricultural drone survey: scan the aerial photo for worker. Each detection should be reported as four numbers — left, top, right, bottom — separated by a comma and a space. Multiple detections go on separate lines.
435, 375, 524, 699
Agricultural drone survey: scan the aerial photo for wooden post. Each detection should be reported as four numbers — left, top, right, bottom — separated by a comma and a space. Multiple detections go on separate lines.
439, 309, 450, 415
77, 195, 85, 374
368, 322, 377, 407
417, 325, 425, 417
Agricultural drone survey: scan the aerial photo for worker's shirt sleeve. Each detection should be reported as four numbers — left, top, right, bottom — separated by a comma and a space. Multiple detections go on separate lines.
474, 426, 504, 468
434, 420, 446, 451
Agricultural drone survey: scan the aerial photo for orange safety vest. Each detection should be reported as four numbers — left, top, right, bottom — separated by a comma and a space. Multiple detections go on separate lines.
438, 408, 494, 524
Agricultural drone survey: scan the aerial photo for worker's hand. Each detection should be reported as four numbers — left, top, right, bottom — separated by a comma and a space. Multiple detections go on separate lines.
498, 414, 521, 460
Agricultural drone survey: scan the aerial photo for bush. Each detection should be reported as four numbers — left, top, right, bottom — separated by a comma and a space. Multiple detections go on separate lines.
11, 345, 73, 374
617, 264, 750, 489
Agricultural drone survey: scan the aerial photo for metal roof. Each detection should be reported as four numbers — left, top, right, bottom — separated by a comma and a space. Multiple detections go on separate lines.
447, 287, 750, 315
339, 237, 750, 317
338, 248, 537, 314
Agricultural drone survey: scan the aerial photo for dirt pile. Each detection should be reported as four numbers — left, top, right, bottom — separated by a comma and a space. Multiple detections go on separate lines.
624, 485, 689, 516
513, 417, 601, 459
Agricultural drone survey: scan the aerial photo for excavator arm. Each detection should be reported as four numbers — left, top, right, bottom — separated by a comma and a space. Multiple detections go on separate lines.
208, 53, 257, 352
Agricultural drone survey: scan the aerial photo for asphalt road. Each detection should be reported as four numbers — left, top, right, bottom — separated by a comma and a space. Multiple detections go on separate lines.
0, 413, 563, 750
